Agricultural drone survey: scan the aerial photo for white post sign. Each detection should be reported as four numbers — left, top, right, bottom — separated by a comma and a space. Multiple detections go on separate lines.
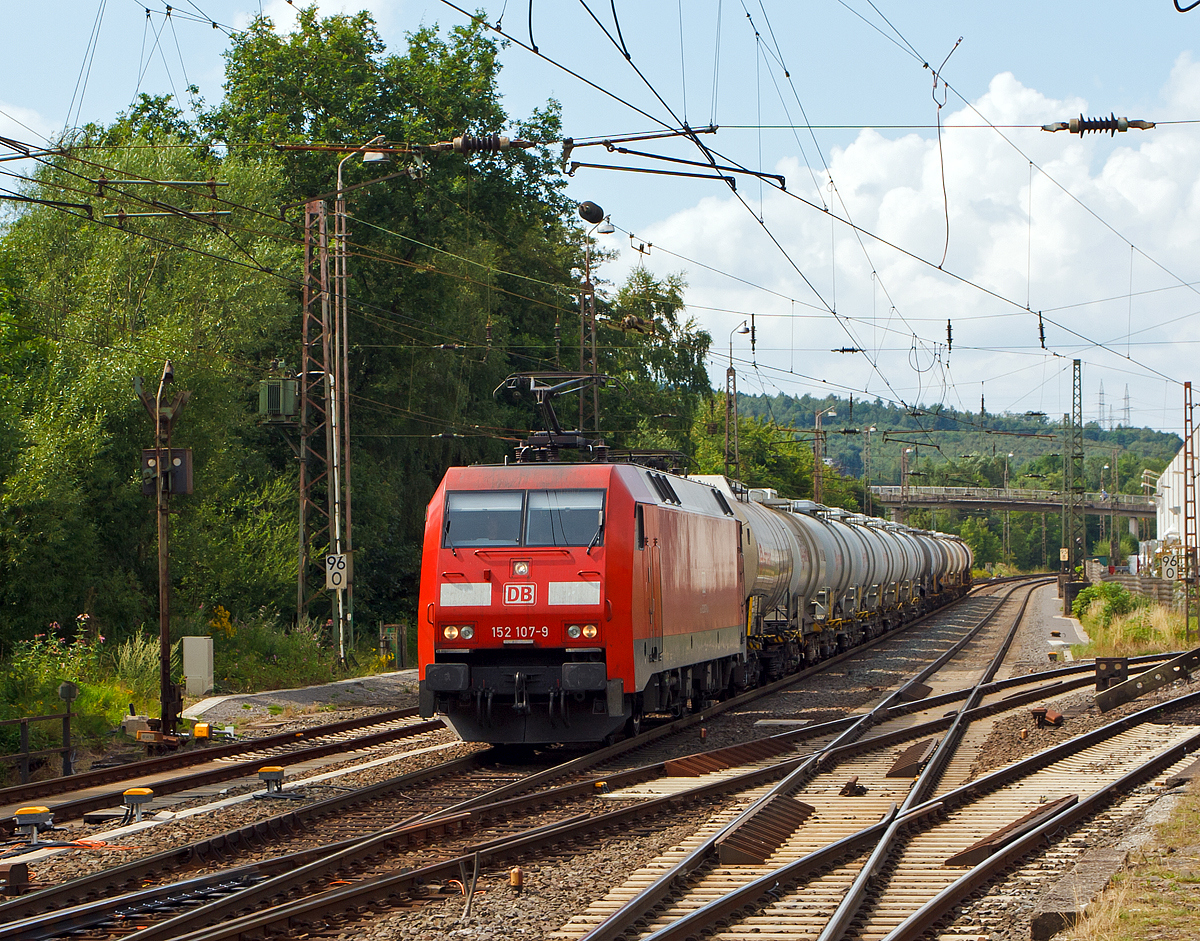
326, 553, 351, 590
1162, 554, 1179, 581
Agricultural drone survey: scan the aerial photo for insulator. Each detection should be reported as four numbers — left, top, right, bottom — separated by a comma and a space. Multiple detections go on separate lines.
453, 135, 511, 153
1069, 113, 1126, 136
946, 318, 953, 353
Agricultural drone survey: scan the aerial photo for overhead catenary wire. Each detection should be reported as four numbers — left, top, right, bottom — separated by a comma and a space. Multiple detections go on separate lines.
11, 1, 1192, 424
65, 1, 109, 138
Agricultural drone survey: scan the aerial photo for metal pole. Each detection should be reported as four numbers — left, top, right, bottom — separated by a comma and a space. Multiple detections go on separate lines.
863, 427, 875, 516
319, 206, 344, 661
336, 155, 355, 661
814, 411, 824, 504
62, 703, 72, 776
298, 205, 314, 623
725, 323, 748, 480
155, 361, 174, 735
1185, 382, 1197, 643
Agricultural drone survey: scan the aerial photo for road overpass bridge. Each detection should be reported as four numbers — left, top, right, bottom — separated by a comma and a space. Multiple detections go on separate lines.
869, 485, 1155, 519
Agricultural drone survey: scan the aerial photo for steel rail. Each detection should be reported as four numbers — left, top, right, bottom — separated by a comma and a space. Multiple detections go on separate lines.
0, 584, 1022, 937
1, 719, 447, 825
123, 584, 1109, 941
13, 605, 1103, 941
0, 753, 487, 924
2, 650, 1105, 932
0, 708, 423, 808
639, 687, 1200, 941
818, 579, 1041, 941
575, 581, 1036, 941
884, 709, 1200, 939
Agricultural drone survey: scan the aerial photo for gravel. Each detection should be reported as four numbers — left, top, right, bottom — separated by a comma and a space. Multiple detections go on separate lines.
18, 583, 1195, 941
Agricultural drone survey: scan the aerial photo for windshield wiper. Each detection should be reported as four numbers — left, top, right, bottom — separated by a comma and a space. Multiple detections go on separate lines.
586, 522, 604, 555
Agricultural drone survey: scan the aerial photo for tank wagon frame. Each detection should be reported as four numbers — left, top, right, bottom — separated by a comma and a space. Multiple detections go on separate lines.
418, 463, 972, 744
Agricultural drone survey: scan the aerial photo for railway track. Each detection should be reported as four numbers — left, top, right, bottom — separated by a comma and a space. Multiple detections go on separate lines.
0, 709, 450, 826
4, 659, 1111, 941
5, 579, 1184, 941
557, 581, 1199, 941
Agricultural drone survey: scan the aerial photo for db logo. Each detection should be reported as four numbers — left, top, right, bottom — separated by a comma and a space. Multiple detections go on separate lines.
504, 583, 536, 605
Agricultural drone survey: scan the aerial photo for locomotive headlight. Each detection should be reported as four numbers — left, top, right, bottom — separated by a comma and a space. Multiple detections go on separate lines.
459, 625, 475, 640
442, 625, 460, 640
582, 624, 598, 638
566, 624, 582, 639
512, 560, 531, 577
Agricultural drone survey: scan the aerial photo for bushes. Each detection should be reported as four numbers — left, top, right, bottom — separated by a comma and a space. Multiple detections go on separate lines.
204, 608, 343, 693
0, 625, 152, 755
0, 605, 376, 767
1072, 581, 1136, 626
1074, 602, 1186, 658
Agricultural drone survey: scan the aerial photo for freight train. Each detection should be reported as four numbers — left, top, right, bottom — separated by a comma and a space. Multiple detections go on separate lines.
417, 462, 972, 744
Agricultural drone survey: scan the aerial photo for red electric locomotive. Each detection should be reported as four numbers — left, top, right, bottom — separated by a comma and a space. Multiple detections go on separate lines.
417, 462, 746, 743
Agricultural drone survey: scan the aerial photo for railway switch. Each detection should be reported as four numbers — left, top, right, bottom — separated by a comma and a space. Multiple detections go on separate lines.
259, 766, 286, 793
13, 807, 53, 845
123, 787, 155, 822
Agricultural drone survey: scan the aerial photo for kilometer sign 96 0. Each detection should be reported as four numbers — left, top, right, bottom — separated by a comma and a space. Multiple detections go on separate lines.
326, 553, 351, 590
1162, 554, 1180, 580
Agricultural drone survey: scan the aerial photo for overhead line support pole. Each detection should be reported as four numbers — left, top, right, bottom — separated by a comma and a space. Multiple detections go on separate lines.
1185, 382, 1197, 643
1067, 360, 1086, 575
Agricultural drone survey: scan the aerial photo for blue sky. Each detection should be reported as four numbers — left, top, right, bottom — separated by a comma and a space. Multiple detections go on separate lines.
4, 2, 1200, 433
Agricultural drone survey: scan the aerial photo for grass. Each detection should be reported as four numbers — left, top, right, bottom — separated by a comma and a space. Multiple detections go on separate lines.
1072, 600, 1188, 659
0, 606, 399, 777
1062, 783, 1200, 940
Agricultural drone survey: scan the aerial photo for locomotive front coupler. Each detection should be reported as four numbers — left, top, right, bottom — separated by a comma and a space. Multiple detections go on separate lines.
513, 671, 531, 715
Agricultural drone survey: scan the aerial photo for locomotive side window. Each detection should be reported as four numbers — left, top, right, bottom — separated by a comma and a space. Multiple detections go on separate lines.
635, 504, 645, 549
526, 490, 605, 547
444, 491, 524, 546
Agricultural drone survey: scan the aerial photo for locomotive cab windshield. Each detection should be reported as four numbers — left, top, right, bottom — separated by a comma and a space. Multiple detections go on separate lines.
444, 489, 605, 548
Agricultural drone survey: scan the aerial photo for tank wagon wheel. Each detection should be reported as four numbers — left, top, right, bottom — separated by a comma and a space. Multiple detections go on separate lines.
623, 705, 643, 738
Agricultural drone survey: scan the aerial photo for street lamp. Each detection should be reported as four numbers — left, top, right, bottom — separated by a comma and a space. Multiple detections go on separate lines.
725, 321, 750, 479
577, 201, 614, 435
330, 134, 388, 662
814, 405, 837, 504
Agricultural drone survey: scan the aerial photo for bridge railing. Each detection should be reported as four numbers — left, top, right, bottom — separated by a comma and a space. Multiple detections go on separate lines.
869, 485, 1154, 511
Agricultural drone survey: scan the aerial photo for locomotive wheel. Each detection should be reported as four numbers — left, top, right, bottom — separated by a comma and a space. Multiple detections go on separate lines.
624, 709, 643, 738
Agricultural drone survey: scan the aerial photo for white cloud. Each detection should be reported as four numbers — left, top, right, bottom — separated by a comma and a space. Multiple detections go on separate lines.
0, 100, 56, 150
606, 64, 1200, 427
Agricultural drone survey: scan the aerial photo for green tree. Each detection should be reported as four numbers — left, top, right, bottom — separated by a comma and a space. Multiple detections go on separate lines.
0, 97, 295, 649
598, 269, 711, 456
960, 517, 1001, 566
